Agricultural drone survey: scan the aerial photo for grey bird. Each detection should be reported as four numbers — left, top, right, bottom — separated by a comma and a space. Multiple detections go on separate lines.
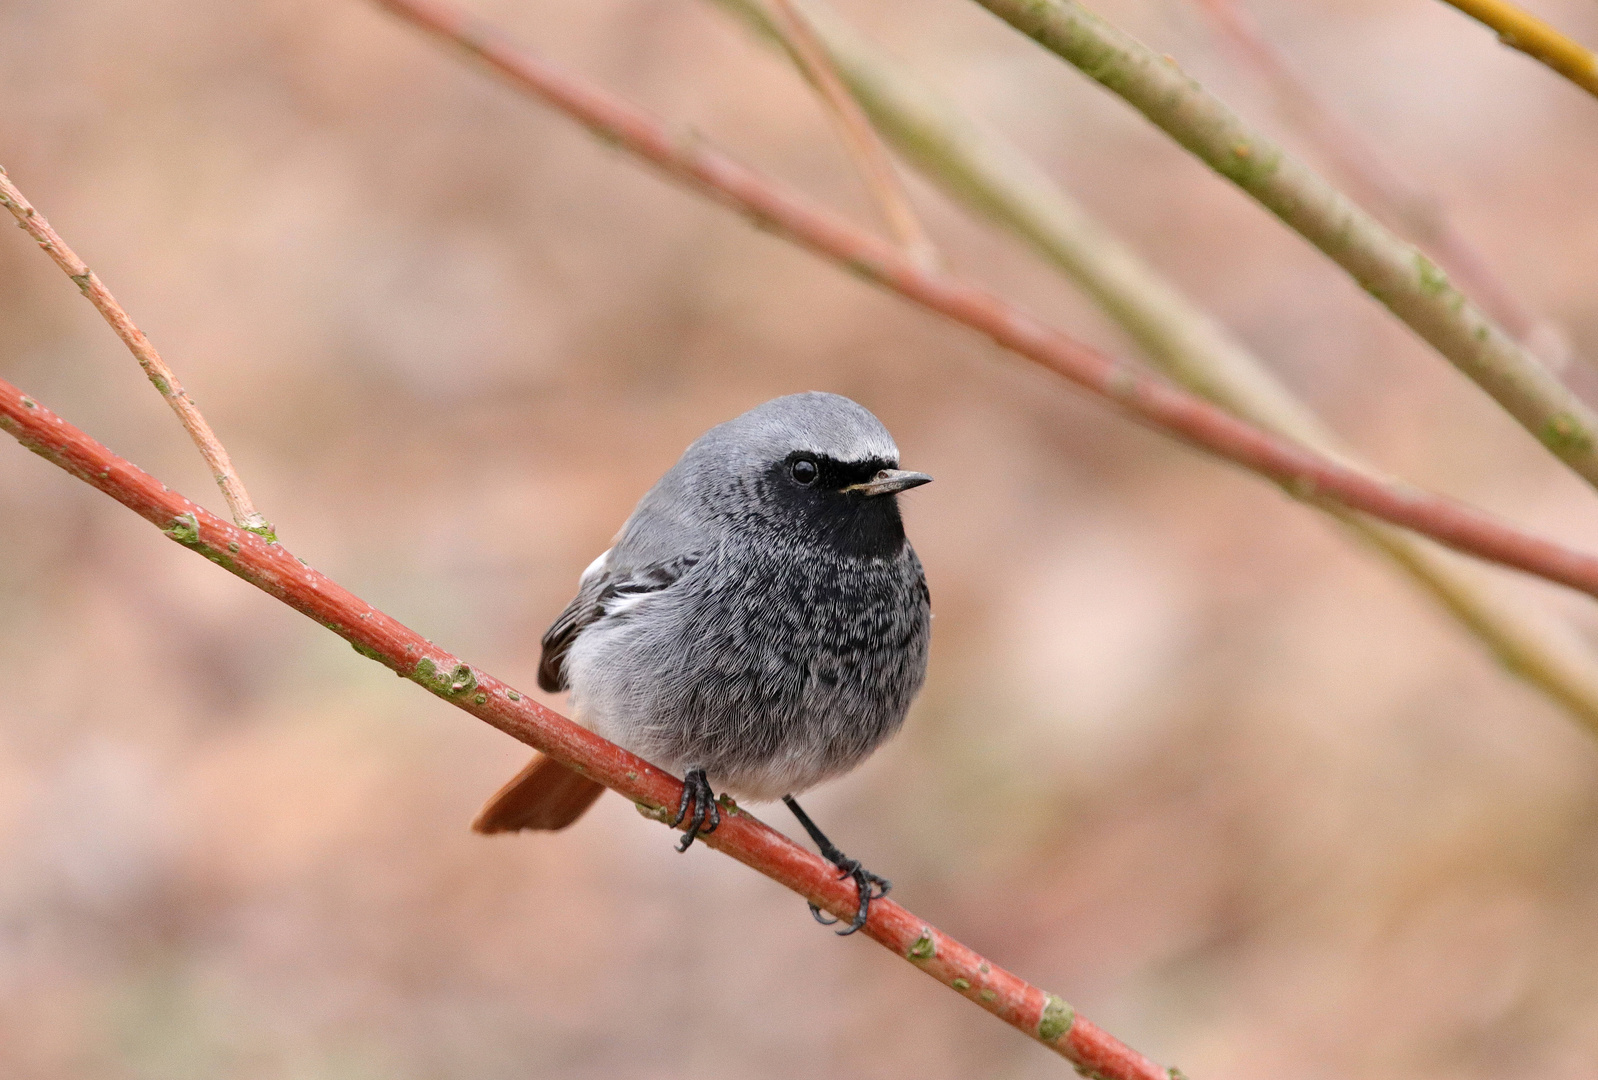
473, 392, 932, 932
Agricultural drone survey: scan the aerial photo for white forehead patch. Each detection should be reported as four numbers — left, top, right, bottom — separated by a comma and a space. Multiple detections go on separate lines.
743, 392, 900, 463
788, 432, 898, 464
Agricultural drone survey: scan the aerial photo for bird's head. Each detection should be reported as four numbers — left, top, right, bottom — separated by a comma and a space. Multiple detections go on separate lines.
689, 392, 931, 556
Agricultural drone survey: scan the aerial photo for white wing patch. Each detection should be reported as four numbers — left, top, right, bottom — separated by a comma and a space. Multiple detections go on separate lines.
595, 552, 702, 621
579, 548, 612, 586
601, 591, 652, 618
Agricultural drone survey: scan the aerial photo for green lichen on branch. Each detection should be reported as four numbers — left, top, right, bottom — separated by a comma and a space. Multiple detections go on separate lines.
1541, 412, 1594, 455
842, 255, 886, 283
1215, 139, 1280, 189
1280, 473, 1320, 503
634, 799, 672, 823
1037, 993, 1075, 1042
350, 639, 387, 663
1415, 252, 1450, 296
157, 511, 242, 572
412, 656, 479, 696
163, 512, 201, 546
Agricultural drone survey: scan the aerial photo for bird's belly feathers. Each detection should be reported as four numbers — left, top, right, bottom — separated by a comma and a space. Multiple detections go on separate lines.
564, 549, 929, 801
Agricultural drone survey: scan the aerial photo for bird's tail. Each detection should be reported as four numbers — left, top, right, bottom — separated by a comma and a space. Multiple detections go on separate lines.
471, 752, 606, 833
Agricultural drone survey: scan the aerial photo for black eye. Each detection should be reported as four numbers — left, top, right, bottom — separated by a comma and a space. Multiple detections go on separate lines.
790, 458, 818, 485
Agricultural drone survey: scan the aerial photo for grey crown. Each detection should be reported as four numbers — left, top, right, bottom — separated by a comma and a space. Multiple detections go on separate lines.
539, 392, 931, 801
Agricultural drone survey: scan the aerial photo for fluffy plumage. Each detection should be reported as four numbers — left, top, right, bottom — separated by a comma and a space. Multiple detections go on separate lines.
475, 391, 931, 832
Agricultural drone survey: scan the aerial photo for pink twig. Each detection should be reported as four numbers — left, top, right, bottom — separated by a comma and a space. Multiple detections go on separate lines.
0, 376, 1170, 1079
0, 168, 274, 537
371, 0, 1598, 601
765, 0, 938, 268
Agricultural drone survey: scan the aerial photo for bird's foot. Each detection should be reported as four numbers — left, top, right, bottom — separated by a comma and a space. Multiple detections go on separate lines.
808, 857, 891, 935
671, 767, 719, 852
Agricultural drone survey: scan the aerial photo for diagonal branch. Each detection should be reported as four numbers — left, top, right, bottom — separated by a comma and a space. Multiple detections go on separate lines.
765, 0, 938, 267
369, 0, 1598, 602
968, 0, 1598, 486
1191, 0, 1559, 356
1439, 0, 1598, 99
0, 376, 1170, 1080
708, 0, 1598, 729
0, 167, 274, 539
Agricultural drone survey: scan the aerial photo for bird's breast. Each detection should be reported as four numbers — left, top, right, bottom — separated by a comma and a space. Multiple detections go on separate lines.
567, 540, 930, 800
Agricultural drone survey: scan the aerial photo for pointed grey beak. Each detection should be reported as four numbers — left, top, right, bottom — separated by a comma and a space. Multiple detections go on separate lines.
844, 469, 933, 497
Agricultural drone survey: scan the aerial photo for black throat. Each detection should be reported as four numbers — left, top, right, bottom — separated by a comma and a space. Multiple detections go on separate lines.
764, 454, 908, 560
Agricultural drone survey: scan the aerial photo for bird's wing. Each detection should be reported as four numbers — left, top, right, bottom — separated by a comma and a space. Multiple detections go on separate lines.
536, 548, 702, 692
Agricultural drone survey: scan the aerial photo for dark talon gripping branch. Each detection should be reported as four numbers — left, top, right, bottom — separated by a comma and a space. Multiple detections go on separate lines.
673, 768, 720, 851
784, 795, 889, 935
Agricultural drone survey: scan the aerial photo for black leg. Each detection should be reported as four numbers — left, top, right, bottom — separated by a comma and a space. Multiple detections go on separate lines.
672, 767, 720, 852
782, 795, 890, 935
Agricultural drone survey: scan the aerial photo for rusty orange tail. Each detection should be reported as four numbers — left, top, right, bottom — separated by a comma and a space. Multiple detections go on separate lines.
471, 752, 606, 833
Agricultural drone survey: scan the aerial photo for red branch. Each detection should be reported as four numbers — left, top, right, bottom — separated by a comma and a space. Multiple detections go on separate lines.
372, 0, 1598, 606
0, 377, 1171, 1076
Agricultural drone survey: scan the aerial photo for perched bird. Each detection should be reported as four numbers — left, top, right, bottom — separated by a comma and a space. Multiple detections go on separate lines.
473, 392, 932, 932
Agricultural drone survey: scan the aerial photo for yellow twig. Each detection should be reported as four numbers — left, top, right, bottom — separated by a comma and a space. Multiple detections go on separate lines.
1440, 0, 1598, 99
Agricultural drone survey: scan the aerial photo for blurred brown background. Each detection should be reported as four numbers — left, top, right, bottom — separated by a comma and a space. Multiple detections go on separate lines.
3, 0, 1598, 1076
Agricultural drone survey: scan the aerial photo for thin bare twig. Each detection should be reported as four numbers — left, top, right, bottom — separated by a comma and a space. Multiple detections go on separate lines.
711, 0, 1598, 728
371, 0, 1598, 603
765, 0, 938, 268
971, 0, 1598, 485
0, 167, 274, 539
1191, 0, 1559, 359
0, 377, 1171, 1079
1440, 0, 1598, 99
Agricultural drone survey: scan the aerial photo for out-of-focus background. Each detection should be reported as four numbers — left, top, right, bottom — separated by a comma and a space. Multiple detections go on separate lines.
3, 0, 1598, 1076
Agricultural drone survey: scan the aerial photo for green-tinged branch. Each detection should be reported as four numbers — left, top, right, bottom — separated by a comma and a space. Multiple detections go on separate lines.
969, 0, 1598, 485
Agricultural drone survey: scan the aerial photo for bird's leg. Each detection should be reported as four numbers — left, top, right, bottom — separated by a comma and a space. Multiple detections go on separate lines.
672, 767, 720, 852
782, 795, 890, 935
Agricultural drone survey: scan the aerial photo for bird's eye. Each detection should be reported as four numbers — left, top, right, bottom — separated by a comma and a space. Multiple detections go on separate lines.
790, 458, 818, 485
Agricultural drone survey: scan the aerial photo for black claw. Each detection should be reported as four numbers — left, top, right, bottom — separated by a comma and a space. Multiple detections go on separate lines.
673, 768, 717, 852
831, 860, 891, 935
808, 901, 841, 926
782, 794, 892, 935
671, 782, 693, 829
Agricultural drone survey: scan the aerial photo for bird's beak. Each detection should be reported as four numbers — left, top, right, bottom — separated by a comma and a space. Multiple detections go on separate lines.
844, 469, 933, 497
